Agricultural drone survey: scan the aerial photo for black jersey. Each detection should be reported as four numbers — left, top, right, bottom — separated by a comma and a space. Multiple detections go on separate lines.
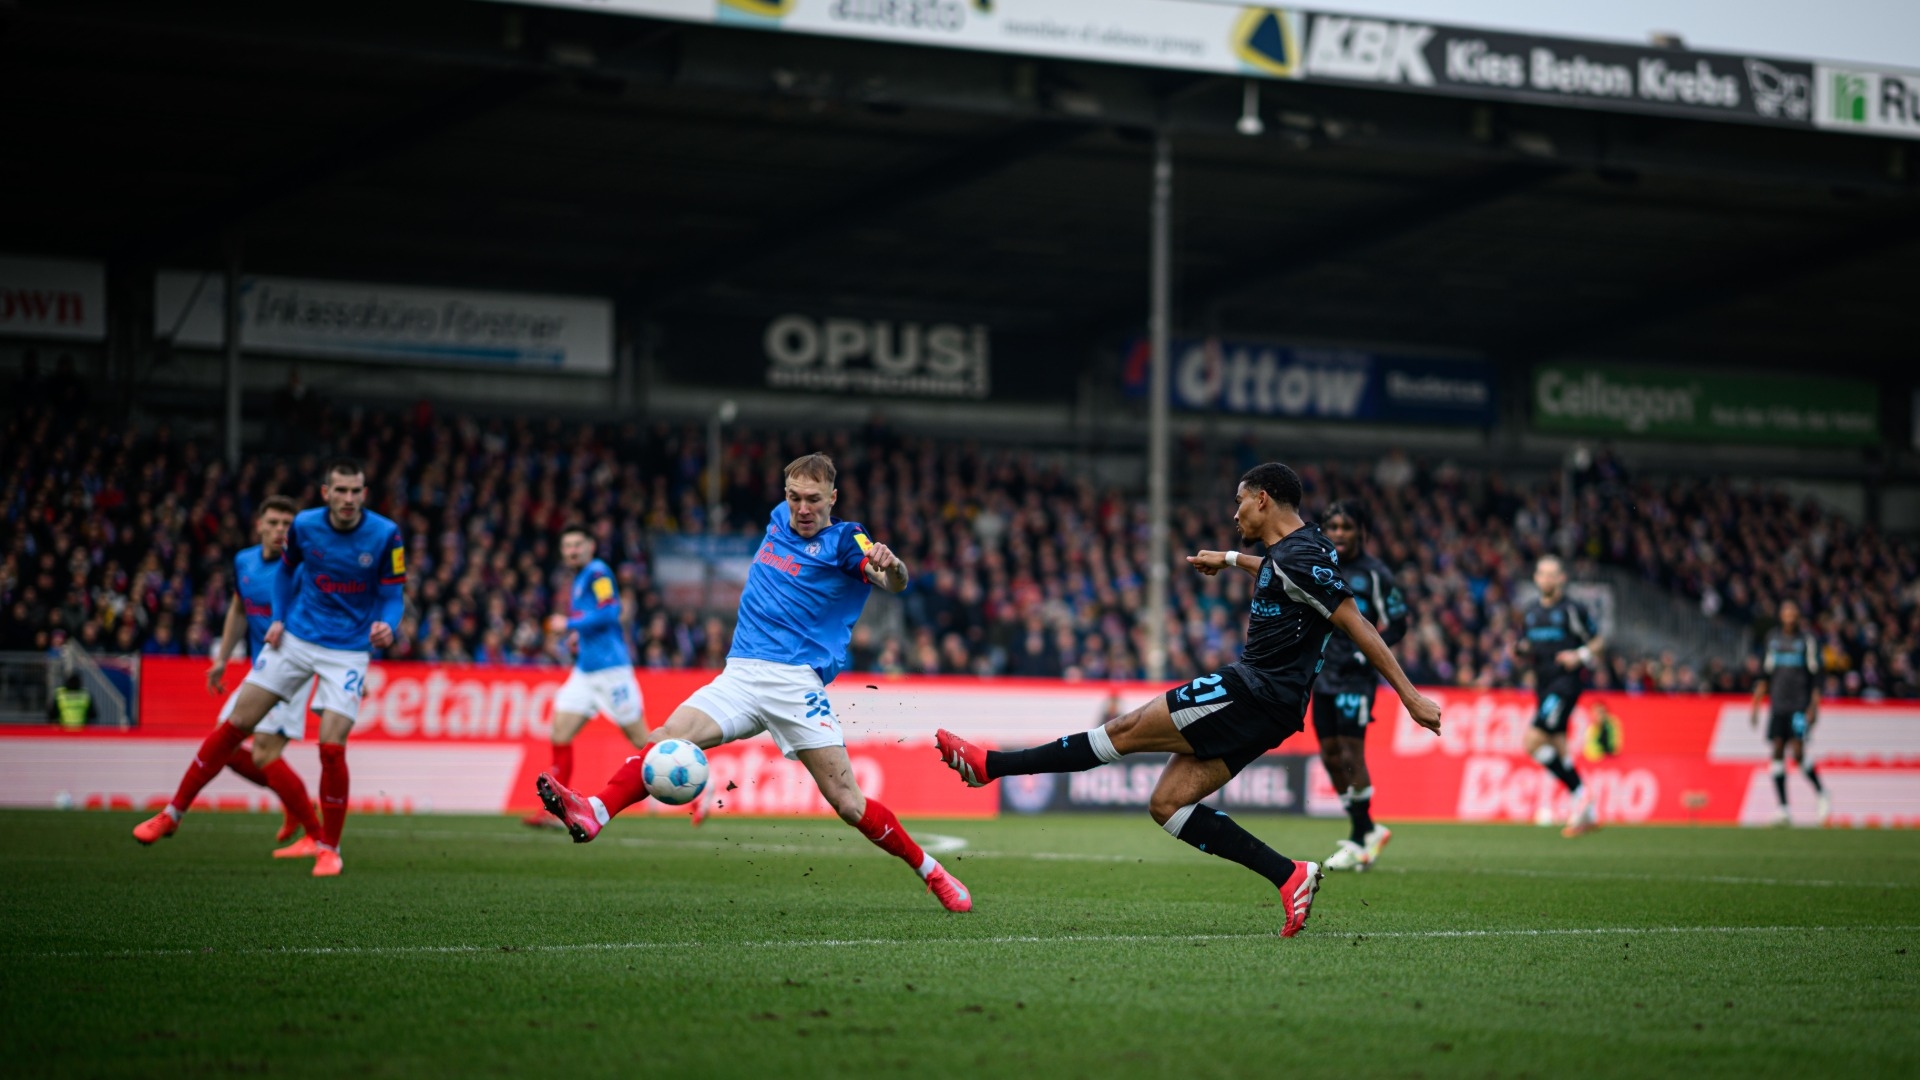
1316, 551, 1409, 694
1519, 596, 1596, 697
1231, 524, 1352, 711
1763, 630, 1820, 713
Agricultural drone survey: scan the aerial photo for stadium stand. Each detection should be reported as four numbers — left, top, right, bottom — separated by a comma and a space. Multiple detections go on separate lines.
5, 405, 1915, 700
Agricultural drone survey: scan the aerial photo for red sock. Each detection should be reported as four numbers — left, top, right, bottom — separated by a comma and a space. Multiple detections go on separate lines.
318, 743, 349, 850
551, 742, 575, 788
594, 744, 656, 819
224, 747, 271, 787
264, 758, 323, 840
170, 722, 249, 814
855, 799, 928, 874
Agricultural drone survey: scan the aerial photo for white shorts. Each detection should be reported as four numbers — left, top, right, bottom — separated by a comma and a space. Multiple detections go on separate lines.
684, 659, 845, 761
243, 631, 369, 724
219, 682, 311, 740
555, 665, 645, 727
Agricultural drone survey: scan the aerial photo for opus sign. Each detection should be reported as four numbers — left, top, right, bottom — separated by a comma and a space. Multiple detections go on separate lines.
762, 313, 990, 398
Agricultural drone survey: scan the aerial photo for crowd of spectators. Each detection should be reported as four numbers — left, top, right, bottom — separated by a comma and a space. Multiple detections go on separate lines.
3, 404, 1916, 700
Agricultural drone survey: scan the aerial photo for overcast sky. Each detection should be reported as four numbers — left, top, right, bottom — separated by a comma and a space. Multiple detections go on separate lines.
1233, 0, 1920, 70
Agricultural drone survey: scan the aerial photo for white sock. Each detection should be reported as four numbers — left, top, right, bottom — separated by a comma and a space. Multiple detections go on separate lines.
916, 853, 938, 880
588, 795, 610, 826
164, 805, 182, 822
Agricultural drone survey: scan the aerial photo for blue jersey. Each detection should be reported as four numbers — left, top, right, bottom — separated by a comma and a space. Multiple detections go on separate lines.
277, 507, 407, 652
232, 545, 282, 662
567, 558, 630, 672
728, 503, 876, 684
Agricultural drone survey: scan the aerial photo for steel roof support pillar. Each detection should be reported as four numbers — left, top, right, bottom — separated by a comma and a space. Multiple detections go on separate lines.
222, 235, 243, 470
1145, 131, 1173, 683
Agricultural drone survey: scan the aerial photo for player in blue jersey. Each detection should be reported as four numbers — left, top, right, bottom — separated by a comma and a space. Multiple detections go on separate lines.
537, 453, 974, 912
934, 464, 1441, 937
136, 460, 406, 878
523, 523, 650, 829
201, 495, 325, 855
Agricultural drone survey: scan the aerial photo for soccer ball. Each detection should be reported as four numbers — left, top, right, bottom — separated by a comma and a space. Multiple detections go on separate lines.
644, 739, 710, 806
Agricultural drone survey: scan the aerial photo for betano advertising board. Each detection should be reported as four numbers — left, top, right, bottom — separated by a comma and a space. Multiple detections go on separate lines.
3, 660, 1917, 829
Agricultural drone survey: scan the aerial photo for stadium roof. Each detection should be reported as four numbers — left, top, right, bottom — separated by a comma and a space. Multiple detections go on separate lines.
5, 0, 1917, 400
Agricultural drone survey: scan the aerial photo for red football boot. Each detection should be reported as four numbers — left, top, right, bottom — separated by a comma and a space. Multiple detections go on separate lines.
133, 810, 178, 845
934, 729, 990, 788
1279, 860, 1324, 938
536, 772, 603, 844
926, 865, 973, 913
273, 836, 320, 859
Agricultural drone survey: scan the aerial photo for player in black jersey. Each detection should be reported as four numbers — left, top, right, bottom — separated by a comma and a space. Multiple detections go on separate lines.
934, 464, 1442, 938
1513, 555, 1605, 837
1312, 501, 1409, 873
1750, 599, 1829, 825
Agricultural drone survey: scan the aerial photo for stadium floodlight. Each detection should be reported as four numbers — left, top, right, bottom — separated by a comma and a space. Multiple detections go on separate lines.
1236, 80, 1264, 137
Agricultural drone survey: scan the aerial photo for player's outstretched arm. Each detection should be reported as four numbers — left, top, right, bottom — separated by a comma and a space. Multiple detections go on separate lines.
864, 542, 910, 593
1187, 550, 1261, 579
1330, 597, 1441, 736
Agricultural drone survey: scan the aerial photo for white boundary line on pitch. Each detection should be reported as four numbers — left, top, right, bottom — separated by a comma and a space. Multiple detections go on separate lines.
20, 924, 1920, 961
1365, 865, 1919, 890
164, 823, 1920, 888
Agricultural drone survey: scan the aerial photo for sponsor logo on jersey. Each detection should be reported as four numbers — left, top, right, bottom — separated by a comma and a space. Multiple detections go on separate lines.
313, 574, 369, 595
756, 543, 804, 577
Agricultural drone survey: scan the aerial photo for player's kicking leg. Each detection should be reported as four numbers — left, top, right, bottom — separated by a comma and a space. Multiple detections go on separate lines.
1521, 700, 1594, 837
539, 672, 969, 911
938, 688, 1321, 936
134, 682, 286, 844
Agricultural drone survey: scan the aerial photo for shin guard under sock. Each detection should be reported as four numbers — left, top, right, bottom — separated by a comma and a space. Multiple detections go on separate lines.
224, 747, 272, 787
593, 743, 657, 821
263, 758, 322, 839
1346, 785, 1375, 844
318, 743, 349, 850
170, 722, 249, 815
986, 728, 1121, 779
855, 798, 934, 878
1799, 761, 1824, 794
1164, 804, 1295, 888
1533, 743, 1583, 793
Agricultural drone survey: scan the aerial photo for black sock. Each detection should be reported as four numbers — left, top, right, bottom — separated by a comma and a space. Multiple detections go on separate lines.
986, 732, 1101, 779
1800, 763, 1824, 794
1347, 791, 1374, 845
1544, 755, 1583, 793
1772, 768, 1789, 806
1168, 805, 1295, 888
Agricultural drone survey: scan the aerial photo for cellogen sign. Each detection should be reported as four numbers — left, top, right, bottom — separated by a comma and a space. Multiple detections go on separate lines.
1533, 363, 1879, 446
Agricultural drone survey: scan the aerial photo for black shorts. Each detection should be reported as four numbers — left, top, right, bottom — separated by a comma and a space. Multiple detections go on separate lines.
1310, 686, 1377, 742
1163, 666, 1303, 777
1531, 687, 1580, 735
1767, 706, 1811, 743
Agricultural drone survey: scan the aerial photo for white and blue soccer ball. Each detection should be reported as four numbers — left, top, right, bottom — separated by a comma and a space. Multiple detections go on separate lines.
644, 739, 710, 806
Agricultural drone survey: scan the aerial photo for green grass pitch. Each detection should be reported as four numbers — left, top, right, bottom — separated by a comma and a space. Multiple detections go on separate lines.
3, 810, 1917, 1078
